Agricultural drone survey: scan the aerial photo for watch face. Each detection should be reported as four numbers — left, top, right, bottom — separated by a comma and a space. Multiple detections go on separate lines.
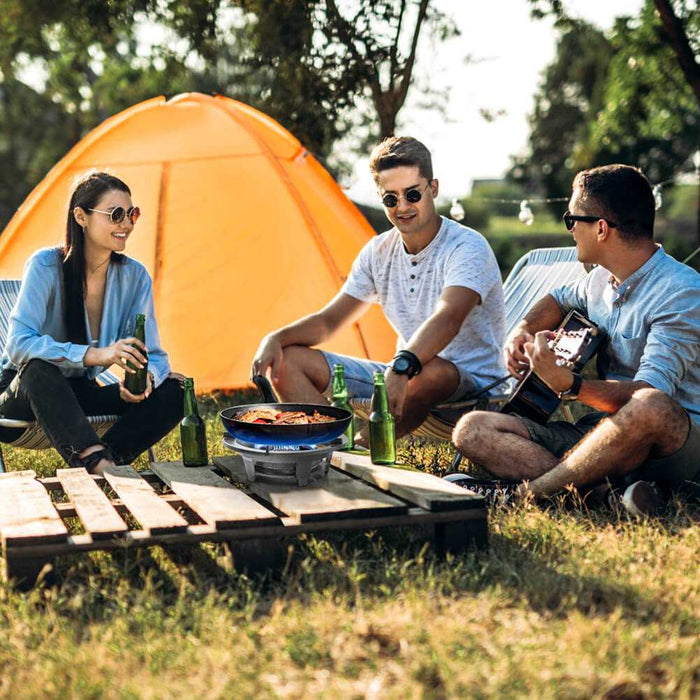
393, 357, 410, 373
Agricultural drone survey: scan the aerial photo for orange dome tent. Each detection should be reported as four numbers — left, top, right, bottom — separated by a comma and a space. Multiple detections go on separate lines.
0, 93, 397, 392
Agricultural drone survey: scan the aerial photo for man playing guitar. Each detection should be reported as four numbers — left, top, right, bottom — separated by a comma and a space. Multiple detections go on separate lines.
452, 164, 700, 514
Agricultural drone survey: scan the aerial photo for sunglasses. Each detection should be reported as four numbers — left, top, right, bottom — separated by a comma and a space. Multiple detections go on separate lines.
89, 206, 141, 225
563, 210, 617, 231
381, 182, 432, 209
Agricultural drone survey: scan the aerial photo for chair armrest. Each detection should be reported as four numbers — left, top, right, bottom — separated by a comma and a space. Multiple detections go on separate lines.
0, 418, 35, 429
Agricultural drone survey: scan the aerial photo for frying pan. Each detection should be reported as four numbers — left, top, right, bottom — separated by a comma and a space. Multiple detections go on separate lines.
219, 375, 352, 447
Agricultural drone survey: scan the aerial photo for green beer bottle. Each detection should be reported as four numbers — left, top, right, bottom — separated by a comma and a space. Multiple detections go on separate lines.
124, 313, 148, 395
331, 363, 354, 450
369, 370, 396, 465
181, 377, 209, 467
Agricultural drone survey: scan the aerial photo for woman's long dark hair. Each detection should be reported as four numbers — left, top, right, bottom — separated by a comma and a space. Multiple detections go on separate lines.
62, 172, 130, 343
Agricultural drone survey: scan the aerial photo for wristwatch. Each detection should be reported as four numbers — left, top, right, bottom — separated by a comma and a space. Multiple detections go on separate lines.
557, 372, 582, 401
390, 350, 422, 379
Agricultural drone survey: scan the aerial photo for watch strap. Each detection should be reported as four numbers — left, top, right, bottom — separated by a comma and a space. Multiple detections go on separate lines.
391, 350, 422, 379
558, 372, 582, 400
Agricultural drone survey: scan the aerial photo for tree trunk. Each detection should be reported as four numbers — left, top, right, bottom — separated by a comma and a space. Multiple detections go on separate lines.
651, 0, 700, 249
652, 0, 700, 107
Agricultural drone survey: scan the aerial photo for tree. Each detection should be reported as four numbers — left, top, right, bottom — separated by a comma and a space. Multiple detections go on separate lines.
588, 2, 698, 184
0, 1, 198, 229
0, 0, 454, 229
508, 22, 614, 213
652, 0, 700, 107
320, 0, 451, 139
192, 1, 456, 157
523, 0, 700, 239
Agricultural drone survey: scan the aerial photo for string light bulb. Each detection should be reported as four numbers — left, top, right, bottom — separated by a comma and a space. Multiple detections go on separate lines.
450, 198, 465, 222
653, 184, 662, 211
518, 200, 534, 226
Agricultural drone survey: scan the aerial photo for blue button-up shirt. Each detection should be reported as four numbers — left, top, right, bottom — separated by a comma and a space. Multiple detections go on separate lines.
1, 247, 171, 387
550, 246, 700, 425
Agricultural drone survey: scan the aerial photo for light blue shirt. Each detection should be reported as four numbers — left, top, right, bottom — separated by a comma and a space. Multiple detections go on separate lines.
550, 246, 700, 425
1, 247, 171, 387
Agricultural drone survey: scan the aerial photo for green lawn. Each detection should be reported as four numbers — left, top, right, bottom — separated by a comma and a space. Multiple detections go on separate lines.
0, 396, 697, 699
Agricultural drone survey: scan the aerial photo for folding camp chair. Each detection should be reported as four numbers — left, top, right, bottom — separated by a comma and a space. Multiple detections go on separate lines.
0, 279, 155, 473
350, 246, 589, 440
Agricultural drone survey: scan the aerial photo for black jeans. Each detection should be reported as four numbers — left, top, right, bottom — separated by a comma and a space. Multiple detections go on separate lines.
0, 359, 184, 466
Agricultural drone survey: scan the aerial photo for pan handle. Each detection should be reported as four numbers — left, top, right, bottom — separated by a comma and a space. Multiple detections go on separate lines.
253, 375, 279, 403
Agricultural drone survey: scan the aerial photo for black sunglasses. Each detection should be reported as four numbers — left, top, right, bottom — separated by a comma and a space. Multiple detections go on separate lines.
381, 183, 431, 209
563, 210, 617, 231
89, 205, 141, 225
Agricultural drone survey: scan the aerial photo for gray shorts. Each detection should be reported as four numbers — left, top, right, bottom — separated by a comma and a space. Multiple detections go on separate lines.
519, 411, 700, 489
319, 351, 476, 403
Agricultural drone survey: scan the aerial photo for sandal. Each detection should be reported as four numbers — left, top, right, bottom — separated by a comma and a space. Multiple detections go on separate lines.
76, 447, 114, 475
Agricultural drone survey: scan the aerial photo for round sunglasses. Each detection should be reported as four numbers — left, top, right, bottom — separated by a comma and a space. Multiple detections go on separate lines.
381, 182, 432, 209
89, 206, 141, 225
563, 210, 617, 231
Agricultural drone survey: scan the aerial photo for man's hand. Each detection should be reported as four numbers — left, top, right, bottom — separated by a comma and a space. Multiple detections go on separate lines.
251, 334, 284, 381
523, 331, 574, 394
505, 326, 535, 378
384, 367, 409, 423
119, 372, 153, 403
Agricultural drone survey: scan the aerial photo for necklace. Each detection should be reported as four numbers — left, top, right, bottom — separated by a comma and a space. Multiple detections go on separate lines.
87, 256, 110, 281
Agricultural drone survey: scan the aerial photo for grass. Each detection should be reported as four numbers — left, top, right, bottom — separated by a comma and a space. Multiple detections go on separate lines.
0, 394, 697, 699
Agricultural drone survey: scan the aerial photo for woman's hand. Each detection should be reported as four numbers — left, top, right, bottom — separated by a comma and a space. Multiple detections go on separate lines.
119, 372, 153, 403
84, 338, 148, 372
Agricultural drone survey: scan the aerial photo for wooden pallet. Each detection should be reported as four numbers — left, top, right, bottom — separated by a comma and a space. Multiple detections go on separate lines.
0, 453, 486, 587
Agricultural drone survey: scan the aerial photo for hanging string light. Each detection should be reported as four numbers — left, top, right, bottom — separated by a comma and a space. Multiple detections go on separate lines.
518, 200, 534, 226
449, 198, 465, 222
449, 172, 686, 227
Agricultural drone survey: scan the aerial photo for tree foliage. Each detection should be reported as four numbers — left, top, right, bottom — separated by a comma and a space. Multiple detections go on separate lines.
509, 22, 614, 209
0, 0, 195, 227
0, 0, 451, 229
588, 1, 699, 183
514, 0, 699, 207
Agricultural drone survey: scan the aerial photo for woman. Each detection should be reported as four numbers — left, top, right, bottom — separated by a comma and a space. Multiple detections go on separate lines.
0, 172, 184, 474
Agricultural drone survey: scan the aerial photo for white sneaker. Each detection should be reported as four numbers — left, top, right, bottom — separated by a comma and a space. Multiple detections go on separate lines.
621, 481, 665, 516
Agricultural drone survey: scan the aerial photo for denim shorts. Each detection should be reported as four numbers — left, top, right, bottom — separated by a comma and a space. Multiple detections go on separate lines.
519, 410, 700, 489
319, 351, 475, 403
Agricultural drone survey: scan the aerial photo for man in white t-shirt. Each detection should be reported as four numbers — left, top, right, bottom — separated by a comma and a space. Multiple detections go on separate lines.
251, 136, 506, 442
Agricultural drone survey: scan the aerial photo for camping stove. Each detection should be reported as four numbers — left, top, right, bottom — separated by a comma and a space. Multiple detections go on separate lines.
222, 435, 345, 487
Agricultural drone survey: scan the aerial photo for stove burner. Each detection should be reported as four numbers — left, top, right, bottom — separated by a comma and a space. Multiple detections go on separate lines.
223, 436, 345, 487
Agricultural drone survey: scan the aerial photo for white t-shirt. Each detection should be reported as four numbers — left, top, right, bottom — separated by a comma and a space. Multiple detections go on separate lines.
342, 216, 506, 388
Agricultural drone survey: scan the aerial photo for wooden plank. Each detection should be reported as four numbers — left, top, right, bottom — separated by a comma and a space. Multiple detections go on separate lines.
56, 468, 128, 539
331, 452, 484, 512
0, 470, 37, 480
0, 475, 68, 546
5, 507, 487, 559
101, 464, 188, 535
220, 461, 408, 523
54, 493, 187, 518
151, 461, 280, 529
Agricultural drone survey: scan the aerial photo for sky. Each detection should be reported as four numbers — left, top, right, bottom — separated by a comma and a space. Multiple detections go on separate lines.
345, 0, 645, 205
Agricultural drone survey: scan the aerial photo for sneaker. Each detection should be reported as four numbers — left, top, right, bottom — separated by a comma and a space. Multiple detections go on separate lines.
620, 480, 665, 516
443, 473, 517, 504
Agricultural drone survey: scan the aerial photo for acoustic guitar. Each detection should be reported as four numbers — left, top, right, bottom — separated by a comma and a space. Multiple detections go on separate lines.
501, 310, 604, 424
